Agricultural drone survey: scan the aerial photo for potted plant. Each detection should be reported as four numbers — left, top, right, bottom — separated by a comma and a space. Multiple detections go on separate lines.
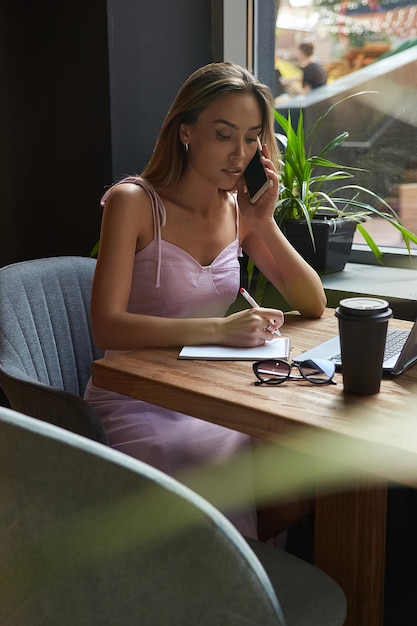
247, 92, 417, 300
275, 93, 417, 267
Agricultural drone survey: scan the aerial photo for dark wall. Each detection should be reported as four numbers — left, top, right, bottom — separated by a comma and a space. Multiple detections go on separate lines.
0, 1, 112, 266
0, 0, 212, 267
107, 0, 212, 181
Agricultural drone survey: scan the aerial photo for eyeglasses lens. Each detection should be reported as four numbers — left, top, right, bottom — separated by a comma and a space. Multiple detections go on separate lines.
298, 358, 335, 383
255, 360, 290, 384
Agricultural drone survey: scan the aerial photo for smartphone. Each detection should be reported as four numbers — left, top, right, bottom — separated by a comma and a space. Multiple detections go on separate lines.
242, 138, 270, 204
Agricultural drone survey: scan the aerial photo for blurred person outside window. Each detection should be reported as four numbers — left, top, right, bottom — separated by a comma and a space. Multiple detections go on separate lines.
280, 42, 327, 95
298, 42, 327, 91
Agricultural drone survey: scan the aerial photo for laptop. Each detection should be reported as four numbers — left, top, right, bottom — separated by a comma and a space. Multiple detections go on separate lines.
292, 319, 417, 376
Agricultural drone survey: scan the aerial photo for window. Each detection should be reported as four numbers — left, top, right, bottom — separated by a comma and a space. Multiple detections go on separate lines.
264, 0, 417, 266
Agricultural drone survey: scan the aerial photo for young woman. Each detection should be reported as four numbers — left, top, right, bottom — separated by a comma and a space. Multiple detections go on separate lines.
84, 61, 326, 540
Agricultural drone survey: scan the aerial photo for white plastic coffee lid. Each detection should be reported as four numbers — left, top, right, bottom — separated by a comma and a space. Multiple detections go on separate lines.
338, 297, 390, 314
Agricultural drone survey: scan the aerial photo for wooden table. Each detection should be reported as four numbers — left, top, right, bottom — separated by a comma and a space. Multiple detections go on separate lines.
92, 309, 417, 626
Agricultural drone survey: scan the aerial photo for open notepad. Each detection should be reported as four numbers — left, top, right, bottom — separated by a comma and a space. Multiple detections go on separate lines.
178, 336, 291, 360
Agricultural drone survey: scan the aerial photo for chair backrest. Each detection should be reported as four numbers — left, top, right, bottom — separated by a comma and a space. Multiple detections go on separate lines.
0, 256, 107, 443
0, 407, 285, 626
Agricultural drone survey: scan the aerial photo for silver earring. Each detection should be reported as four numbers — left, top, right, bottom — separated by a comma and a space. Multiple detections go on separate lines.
183, 142, 189, 153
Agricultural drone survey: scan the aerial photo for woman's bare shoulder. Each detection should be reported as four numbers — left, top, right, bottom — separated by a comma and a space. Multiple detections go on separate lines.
104, 179, 150, 203
100, 180, 154, 250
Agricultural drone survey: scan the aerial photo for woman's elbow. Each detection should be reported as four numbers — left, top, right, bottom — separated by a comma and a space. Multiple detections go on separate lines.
91, 313, 117, 350
299, 293, 327, 318
91, 326, 109, 351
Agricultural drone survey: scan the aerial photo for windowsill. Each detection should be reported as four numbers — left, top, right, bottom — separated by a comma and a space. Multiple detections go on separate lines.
238, 246, 417, 320
322, 262, 417, 320
257, 259, 417, 321
350, 245, 417, 269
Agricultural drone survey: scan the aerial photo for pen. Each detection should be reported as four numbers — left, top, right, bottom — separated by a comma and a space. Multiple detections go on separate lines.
239, 287, 281, 336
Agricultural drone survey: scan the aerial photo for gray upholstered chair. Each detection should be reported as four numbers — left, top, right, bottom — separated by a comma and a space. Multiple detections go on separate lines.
0, 407, 346, 626
0, 256, 107, 443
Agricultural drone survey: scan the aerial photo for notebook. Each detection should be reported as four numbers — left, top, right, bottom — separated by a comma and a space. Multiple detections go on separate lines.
178, 336, 290, 360
292, 319, 417, 376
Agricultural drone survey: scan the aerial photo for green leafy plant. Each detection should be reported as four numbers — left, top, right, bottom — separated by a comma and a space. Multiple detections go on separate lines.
90, 241, 100, 258
274, 93, 417, 256
247, 92, 417, 300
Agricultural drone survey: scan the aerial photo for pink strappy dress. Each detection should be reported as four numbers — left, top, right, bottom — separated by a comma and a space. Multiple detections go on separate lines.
84, 177, 258, 538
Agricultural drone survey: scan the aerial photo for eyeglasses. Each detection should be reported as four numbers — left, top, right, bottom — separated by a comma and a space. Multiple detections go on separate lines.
253, 358, 336, 386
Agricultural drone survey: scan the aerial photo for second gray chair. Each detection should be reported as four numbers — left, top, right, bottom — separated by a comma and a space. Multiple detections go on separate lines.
0, 407, 346, 626
0, 256, 107, 443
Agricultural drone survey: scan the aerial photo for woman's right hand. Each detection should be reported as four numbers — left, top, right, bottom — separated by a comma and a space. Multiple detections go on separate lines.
218, 307, 284, 347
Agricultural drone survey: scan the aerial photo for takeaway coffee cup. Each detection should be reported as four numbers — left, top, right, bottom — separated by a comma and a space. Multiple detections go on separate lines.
335, 297, 393, 395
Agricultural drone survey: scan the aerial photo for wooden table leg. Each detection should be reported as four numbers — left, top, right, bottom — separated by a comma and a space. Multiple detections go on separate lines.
314, 482, 387, 626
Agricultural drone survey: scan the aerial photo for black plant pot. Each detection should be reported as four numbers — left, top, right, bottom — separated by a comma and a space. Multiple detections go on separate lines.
282, 218, 357, 274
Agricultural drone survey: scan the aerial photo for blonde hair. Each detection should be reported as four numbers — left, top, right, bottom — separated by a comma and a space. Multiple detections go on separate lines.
142, 61, 279, 188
